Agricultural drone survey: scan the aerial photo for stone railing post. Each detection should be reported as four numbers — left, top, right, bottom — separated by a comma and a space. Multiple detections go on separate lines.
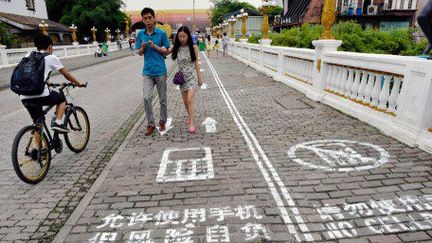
64, 47, 68, 57
0, 45, 8, 66
396, 60, 432, 133
310, 40, 342, 101
277, 49, 284, 76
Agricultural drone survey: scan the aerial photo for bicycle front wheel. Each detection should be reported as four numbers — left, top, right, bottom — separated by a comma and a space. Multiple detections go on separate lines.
11, 125, 51, 184
64, 106, 90, 153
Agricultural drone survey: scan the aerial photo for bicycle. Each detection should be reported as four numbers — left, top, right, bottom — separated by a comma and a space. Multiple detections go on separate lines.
11, 82, 90, 184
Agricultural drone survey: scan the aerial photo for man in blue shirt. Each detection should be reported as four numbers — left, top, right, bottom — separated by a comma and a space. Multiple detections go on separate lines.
136, 7, 171, 136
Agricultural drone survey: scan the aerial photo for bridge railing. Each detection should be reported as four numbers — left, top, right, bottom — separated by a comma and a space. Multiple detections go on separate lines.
0, 41, 129, 68
228, 41, 432, 153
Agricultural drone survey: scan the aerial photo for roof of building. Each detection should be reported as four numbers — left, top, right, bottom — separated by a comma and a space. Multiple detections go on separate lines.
0, 12, 70, 32
283, 0, 311, 20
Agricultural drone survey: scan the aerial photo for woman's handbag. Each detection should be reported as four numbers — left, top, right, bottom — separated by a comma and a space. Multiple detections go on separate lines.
173, 70, 186, 85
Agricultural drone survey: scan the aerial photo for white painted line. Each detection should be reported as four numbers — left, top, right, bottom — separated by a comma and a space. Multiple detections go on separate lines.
156, 147, 214, 182
202, 117, 217, 133
203, 53, 314, 241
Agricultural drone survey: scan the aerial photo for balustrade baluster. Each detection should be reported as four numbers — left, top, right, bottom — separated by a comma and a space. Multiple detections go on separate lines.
378, 75, 392, 111
344, 69, 354, 97
370, 74, 383, 107
334, 67, 343, 93
350, 70, 361, 100
387, 77, 402, 114
356, 71, 368, 102
326, 65, 335, 90
338, 68, 348, 95
363, 72, 375, 104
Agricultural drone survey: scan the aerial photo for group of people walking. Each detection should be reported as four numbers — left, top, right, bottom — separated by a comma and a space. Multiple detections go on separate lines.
15, 7, 225, 137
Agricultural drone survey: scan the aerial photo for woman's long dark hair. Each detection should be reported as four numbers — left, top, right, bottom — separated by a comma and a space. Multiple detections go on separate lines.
172, 26, 196, 62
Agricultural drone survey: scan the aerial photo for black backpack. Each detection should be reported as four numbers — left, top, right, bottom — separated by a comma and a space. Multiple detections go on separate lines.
10, 51, 49, 95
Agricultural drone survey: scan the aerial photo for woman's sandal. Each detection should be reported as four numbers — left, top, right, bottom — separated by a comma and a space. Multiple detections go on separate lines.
189, 126, 196, 134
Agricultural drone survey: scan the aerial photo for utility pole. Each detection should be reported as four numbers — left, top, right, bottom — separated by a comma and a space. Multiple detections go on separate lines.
193, 0, 196, 31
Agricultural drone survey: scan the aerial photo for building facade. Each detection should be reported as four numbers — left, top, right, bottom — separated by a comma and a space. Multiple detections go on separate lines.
0, 0, 71, 47
275, 0, 418, 31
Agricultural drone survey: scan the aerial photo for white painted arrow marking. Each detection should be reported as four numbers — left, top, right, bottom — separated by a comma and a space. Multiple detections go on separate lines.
202, 117, 217, 133
158, 117, 173, 136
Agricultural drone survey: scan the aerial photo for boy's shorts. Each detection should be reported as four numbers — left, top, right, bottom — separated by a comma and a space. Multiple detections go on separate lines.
22, 91, 66, 123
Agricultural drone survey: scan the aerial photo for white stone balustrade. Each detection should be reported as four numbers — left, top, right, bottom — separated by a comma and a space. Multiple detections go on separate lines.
0, 41, 128, 68
227, 41, 432, 154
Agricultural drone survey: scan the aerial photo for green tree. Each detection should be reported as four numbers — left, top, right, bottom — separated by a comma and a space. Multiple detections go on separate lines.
46, 0, 128, 43
210, 0, 256, 26
45, 0, 76, 22
0, 23, 20, 48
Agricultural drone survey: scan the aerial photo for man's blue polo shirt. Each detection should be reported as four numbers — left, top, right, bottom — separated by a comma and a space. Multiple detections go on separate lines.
135, 28, 170, 77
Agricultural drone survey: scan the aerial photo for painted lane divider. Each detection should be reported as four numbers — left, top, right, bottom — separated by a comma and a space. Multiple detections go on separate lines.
202, 117, 217, 133
203, 53, 314, 242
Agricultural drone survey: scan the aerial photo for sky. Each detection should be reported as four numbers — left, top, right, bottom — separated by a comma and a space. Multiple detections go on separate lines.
123, 0, 265, 10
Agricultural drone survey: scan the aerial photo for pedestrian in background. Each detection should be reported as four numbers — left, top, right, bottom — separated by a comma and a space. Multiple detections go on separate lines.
222, 32, 230, 57
167, 26, 204, 133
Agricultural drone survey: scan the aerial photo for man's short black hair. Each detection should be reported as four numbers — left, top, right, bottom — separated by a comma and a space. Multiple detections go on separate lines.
33, 33, 53, 50
141, 7, 155, 17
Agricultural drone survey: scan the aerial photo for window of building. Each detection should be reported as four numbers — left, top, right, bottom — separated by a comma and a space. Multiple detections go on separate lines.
26, 0, 35, 11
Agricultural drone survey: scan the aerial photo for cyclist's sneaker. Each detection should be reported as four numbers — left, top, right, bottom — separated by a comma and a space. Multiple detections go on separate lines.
52, 122, 70, 133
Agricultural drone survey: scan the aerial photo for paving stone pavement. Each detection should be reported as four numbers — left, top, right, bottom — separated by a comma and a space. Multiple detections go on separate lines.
46, 52, 432, 243
0, 55, 174, 242
0, 48, 134, 90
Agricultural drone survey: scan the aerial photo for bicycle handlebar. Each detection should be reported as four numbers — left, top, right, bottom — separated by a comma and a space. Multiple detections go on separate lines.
48, 82, 88, 88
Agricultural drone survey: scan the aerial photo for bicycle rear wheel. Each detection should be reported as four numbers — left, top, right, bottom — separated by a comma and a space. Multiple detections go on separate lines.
64, 106, 90, 153
11, 125, 51, 184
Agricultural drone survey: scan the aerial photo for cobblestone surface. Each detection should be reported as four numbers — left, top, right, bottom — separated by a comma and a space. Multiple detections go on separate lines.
0, 55, 173, 242
53, 53, 432, 242
0, 49, 134, 90
2, 51, 432, 242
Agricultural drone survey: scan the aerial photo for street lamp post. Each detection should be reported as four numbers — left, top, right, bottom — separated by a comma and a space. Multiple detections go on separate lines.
70, 24, 78, 45
237, 9, 249, 42
91, 26, 98, 44
192, 0, 196, 31
124, 17, 130, 40
228, 15, 236, 39
321, 0, 336, 39
38, 20, 49, 35
209, 13, 214, 37
260, 0, 276, 46
105, 28, 111, 43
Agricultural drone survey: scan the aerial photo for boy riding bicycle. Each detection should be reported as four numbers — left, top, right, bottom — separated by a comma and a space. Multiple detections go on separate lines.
17, 34, 84, 133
